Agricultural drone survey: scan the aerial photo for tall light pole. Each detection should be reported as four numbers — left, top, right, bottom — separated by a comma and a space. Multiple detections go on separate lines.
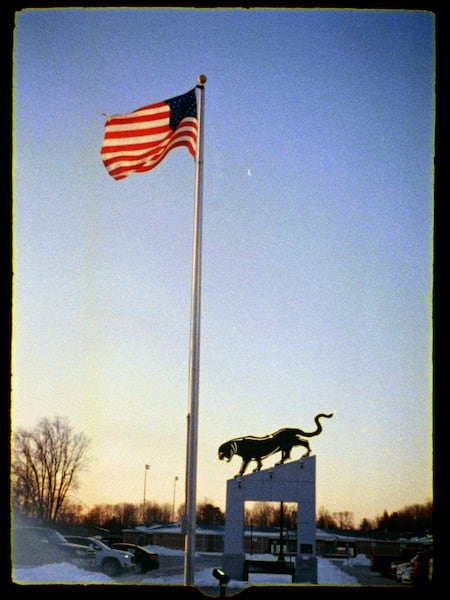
172, 476, 179, 522
143, 464, 150, 523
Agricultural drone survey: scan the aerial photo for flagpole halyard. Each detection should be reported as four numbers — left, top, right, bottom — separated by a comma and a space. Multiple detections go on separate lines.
184, 74, 206, 586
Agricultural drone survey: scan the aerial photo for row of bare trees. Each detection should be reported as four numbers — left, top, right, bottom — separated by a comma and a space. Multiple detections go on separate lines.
22, 495, 433, 537
12, 417, 432, 535
55, 499, 221, 531
317, 502, 433, 533
13, 417, 90, 523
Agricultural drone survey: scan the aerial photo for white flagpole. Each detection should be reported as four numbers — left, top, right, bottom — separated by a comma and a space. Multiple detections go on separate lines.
184, 74, 206, 586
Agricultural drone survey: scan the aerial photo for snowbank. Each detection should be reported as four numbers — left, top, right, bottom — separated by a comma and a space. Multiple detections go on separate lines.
12, 546, 362, 586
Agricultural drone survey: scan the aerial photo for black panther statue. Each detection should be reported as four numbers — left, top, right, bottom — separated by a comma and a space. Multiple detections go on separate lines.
218, 413, 333, 476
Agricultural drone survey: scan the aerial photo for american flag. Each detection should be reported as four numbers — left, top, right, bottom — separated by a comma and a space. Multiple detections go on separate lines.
101, 88, 197, 181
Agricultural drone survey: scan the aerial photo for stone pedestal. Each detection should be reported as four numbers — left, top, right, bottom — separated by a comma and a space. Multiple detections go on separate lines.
221, 456, 317, 583
221, 553, 247, 580
295, 555, 318, 584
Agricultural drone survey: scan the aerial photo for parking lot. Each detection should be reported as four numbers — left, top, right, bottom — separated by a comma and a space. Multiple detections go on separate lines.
329, 560, 402, 586
114, 552, 221, 584
112, 553, 401, 588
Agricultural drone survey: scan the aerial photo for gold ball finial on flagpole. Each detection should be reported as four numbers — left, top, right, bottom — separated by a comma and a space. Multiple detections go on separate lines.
198, 74, 207, 85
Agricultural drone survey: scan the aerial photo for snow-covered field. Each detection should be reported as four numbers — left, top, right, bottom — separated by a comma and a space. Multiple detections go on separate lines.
12, 545, 371, 586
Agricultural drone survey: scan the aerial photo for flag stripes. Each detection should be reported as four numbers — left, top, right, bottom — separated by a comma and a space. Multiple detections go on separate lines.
101, 89, 197, 181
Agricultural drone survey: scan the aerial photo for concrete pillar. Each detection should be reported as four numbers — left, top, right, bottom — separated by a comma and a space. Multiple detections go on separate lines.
294, 456, 317, 583
222, 476, 246, 580
221, 456, 317, 583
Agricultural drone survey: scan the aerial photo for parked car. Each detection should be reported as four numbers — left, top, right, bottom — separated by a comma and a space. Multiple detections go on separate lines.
388, 559, 407, 579
395, 561, 412, 583
64, 535, 135, 577
410, 550, 433, 586
399, 563, 412, 584
110, 543, 159, 574
387, 549, 420, 579
13, 526, 96, 569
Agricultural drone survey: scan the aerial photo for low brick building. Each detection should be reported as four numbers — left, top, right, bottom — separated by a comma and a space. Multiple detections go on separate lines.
123, 523, 225, 552
121, 523, 431, 562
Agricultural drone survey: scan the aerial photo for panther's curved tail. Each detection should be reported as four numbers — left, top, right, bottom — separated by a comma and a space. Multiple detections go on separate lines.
296, 413, 333, 437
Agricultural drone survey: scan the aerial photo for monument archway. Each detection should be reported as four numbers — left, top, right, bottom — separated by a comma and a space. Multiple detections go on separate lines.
221, 455, 317, 583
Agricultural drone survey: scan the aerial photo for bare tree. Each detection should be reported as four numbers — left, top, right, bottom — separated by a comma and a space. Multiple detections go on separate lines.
58, 499, 86, 526
316, 506, 338, 529
84, 504, 116, 529
13, 417, 90, 523
144, 500, 172, 524
197, 501, 225, 526
115, 502, 139, 528
332, 510, 354, 530
244, 502, 276, 527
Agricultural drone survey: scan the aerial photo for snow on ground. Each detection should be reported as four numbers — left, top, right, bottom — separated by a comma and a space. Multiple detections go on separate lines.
13, 546, 371, 586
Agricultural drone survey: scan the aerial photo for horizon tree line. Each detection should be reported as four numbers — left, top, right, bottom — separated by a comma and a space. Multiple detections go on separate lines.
12, 417, 432, 535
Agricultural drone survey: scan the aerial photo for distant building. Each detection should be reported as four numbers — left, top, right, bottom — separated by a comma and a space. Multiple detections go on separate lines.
123, 522, 224, 553
121, 523, 432, 560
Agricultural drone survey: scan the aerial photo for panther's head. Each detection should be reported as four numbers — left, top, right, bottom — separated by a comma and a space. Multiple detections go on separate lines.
218, 441, 236, 462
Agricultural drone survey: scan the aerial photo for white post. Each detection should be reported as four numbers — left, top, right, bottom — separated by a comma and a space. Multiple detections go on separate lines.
184, 74, 206, 586
143, 464, 150, 523
172, 475, 179, 521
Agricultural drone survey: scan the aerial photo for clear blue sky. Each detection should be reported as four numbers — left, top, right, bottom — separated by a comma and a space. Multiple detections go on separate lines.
12, 7, 434, 525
